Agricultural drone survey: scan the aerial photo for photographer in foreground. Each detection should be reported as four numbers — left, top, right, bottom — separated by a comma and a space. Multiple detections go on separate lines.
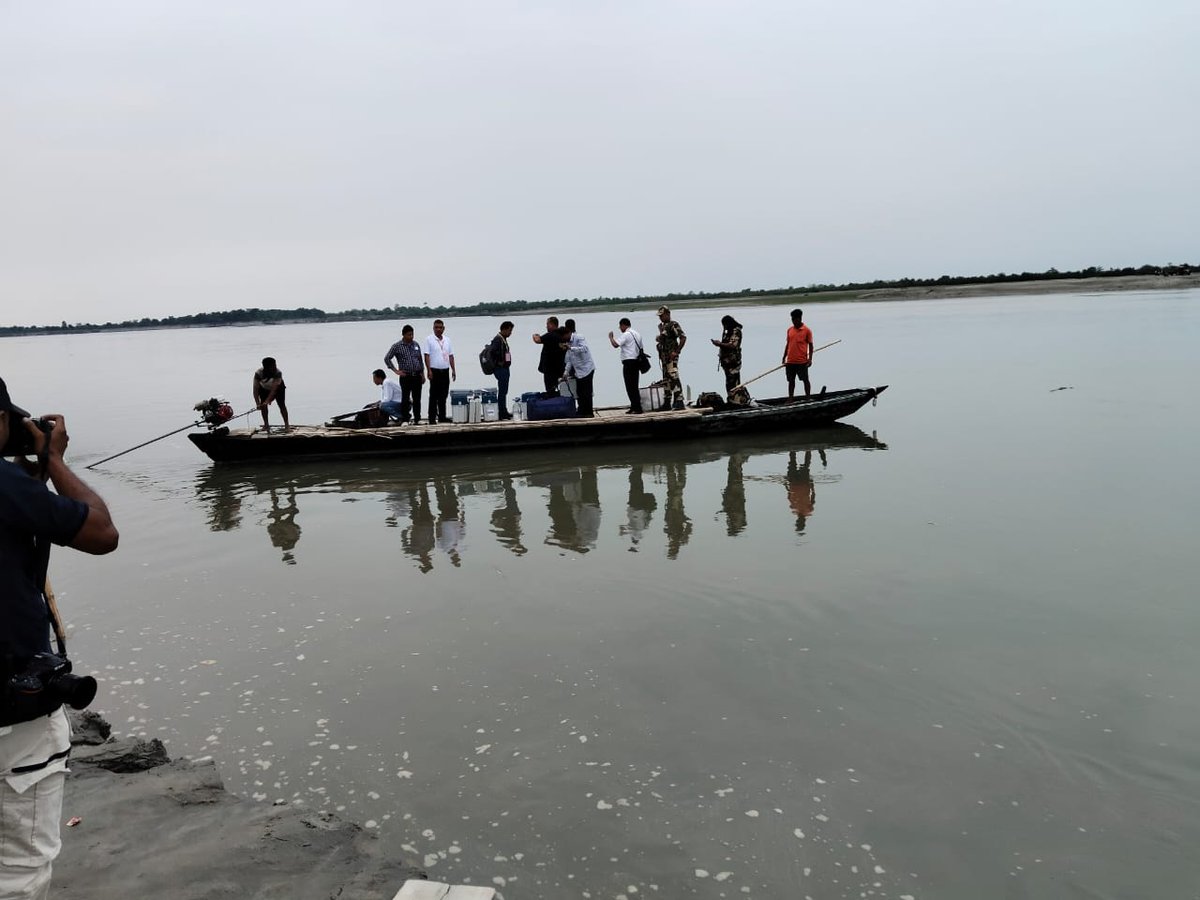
0, 376, 118, 899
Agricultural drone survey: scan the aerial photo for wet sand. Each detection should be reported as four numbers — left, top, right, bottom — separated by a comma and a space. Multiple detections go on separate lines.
54, 712, 424, 900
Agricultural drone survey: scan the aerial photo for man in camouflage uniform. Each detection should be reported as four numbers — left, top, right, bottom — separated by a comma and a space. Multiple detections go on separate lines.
654, 305, 687, 410
711, 314, 751, 406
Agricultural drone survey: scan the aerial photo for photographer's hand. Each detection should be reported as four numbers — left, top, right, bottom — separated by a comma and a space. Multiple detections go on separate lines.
34, 414, 119, 555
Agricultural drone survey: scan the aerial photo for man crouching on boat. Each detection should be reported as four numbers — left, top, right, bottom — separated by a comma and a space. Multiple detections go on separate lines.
253, 357, 290, 431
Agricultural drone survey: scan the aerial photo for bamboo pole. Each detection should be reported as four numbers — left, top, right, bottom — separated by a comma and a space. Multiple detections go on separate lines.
730, 340, 842, 393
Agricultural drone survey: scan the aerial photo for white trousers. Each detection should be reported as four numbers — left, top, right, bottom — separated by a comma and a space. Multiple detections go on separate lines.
0, 771, 64, 900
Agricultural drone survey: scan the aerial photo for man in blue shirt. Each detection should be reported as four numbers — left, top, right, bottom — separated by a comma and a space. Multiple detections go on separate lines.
0, 376, 118, 898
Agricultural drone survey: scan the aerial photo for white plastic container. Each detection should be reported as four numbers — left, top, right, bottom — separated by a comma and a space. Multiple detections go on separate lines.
451, 404, 469, 424
512, 400, 526, 421
468, 395, 483, 424
482, 402, 499, 422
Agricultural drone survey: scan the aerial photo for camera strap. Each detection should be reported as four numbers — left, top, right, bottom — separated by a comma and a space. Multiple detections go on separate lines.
32, 534, 67, 658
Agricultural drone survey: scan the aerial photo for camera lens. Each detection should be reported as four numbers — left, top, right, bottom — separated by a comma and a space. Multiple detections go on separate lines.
53, 674, 98, 710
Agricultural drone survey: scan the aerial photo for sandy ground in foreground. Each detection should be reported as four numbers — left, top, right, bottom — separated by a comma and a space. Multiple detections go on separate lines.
52, 713, 423, 900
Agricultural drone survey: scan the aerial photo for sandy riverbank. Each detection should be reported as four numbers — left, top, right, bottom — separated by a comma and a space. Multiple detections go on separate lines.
53, 712, 424, 900
851, 272, 1200, 302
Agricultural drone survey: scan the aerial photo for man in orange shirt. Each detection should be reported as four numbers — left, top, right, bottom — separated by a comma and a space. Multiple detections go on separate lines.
782, 308, 814, 398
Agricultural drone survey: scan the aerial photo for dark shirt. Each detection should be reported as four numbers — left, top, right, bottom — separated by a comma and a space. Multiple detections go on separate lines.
488, 334, 511, 369
385, 339, 424, 374
538, 331, 566, 377
0, 461, 88, 659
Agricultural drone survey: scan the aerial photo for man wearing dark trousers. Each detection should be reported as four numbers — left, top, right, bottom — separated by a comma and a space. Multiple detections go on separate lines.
608, 317, 644, 414
423, 319, 456, 424
384, 324, 426, 424
532, 316, 567, 395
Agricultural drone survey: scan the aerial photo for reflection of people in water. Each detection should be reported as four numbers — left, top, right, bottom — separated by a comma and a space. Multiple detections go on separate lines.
392, 478, 465, 572
200, 478, 243, 532
662, 460, 692, 559
433, 476, 464, 567
786, 449, 825, 534
620, 464, 657, 550
491, 477, 527, 556
266, 485, 301, 564
400, 484, 436, 573
721, 452, 748, 536
542, 468, 602, 553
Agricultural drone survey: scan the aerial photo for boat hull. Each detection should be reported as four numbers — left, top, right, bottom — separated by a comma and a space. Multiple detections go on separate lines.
188, 386, 888, 464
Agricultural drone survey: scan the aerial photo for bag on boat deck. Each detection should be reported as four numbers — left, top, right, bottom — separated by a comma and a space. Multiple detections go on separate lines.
354, 407, 389, 428
695, 392, 726, 411
479, 345, 496, 375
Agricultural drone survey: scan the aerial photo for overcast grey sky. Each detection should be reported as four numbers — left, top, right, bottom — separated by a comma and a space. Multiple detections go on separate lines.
1, 0, 1196, 326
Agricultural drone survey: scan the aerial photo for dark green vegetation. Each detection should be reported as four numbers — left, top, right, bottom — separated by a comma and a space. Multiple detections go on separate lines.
2, 263, 1194, 336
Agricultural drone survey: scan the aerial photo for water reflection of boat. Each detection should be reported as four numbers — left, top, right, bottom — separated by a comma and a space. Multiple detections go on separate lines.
193, 424, 886, 568
188, 387, 888, 463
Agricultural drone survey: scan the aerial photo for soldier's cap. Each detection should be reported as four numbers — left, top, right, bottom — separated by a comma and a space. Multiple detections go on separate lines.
0, 376, 31, 420
657, 305, 670, 315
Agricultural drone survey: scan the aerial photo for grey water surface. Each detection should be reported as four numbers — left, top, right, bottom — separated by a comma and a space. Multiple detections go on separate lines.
4, 290, 1198, 898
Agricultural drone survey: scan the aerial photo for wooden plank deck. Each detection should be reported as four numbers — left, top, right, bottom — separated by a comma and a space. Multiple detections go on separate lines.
392, 880, 496, 900
241, 404, 702, 439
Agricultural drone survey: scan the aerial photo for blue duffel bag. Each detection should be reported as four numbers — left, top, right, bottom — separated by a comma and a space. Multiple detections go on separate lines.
526, 395, 577, 421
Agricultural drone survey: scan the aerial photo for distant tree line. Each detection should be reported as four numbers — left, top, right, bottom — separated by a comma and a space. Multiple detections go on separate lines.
2, 262, 1194, 337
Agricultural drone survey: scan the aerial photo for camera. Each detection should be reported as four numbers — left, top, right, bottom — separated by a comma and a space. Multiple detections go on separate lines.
1, 414, 53, 458
1, 653, 98, 725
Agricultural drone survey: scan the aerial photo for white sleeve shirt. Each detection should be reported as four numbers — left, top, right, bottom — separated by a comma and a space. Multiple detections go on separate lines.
424, 334, 454, 369
616, 328, 641, 361
381, 380, 404, 403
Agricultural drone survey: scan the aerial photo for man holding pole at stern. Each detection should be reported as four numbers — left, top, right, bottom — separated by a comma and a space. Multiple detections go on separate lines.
782, 308, 814, 398
0, 375, 119, 899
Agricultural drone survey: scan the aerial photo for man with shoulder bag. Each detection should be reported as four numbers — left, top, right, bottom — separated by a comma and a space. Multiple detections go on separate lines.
0, 376, 118, 899
608, 318, 646, 414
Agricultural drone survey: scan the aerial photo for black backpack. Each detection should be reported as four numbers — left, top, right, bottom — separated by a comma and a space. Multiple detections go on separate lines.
479, 344, 496, 375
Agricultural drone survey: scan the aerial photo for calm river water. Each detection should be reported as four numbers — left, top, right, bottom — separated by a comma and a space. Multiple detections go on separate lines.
3, 289, 1198, 898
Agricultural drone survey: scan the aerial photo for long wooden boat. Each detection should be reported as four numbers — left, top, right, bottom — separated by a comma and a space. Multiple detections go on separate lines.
188, 386, 888, 464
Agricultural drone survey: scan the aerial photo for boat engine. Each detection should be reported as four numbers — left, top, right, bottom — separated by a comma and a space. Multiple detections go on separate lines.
194, 398, 235, 430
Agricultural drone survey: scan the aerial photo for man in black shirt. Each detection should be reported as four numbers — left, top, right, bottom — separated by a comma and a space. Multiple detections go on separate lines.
0, 376, 118, 897
532, 315, 567, 394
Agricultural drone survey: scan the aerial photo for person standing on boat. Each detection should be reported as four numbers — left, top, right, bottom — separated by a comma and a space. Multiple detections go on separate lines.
486, 321, 515, 420
253, 357, 290, 431
711, 315, 751, 407
561, 319, 596, 418
655, 306, 687, 410
782, 308, 814, 398
532, 316, 567, 395
423, 320, 456, 425
0, 377, 119, 900
608, 318, 644, 414
384, 324, 426, 424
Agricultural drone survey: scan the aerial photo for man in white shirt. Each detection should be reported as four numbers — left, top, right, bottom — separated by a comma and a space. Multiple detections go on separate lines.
608, 317, 645, 414
422, 320, 456, 425
372, 369, 405, 423
562, 319, 596, 418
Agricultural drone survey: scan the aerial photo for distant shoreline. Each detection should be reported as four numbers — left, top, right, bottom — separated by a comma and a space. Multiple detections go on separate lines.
667, 273, 1200, 311
4, 273, 1197, 336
